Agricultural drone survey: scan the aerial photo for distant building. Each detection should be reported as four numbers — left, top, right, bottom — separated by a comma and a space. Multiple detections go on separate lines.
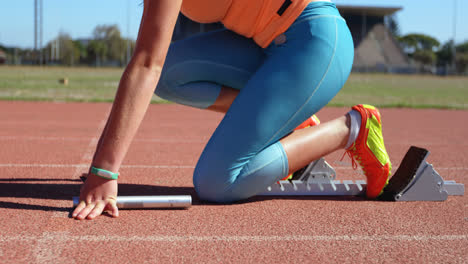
172, 5, 411, 73
339, 5, 411, 73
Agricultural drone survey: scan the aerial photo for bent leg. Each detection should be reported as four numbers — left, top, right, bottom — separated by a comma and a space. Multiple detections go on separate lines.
194, 16, 354, 202
155, 29, 265, 109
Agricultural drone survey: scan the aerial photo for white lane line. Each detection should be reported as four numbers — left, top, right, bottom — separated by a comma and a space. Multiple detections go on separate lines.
333, 166, 468, 171
122, 165, 195, 169
0, 163, 465, 171
32, 232, 70, 264
0, 164, 88, 168
0, 136, 207, 143
3, 136, 468, 146
1, 234, 467, 243
0, 136, 90, 141
70, 119, 107, 180
31, 118, 108, 261
0, 164, 195, 169
133, 138, 207, 143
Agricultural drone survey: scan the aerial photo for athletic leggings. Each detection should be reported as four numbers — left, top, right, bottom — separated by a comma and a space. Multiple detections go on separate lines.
155, 2, 354, 202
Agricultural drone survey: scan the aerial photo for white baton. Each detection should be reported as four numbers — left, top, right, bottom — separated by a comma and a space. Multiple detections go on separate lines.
73, 195, 192, 209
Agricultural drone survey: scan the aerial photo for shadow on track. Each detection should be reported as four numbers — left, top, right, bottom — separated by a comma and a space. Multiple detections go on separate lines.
0, 175, 366, 213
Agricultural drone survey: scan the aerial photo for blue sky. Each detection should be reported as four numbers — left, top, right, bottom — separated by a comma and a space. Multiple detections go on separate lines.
0, 0, 466, 49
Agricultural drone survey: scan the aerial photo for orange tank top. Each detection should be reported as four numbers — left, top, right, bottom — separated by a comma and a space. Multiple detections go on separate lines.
181, 0, 314, 48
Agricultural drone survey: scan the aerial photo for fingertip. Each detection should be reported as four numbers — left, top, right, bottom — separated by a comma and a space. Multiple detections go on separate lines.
72, 208, 82, 219
86, 214, 95, 220
112, 205, 119, 217
75, 214, 84, 220
73, 201, 86, 216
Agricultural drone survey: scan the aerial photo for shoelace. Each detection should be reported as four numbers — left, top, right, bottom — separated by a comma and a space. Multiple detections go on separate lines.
341, 145, 370, 177
341, 149, 358, 170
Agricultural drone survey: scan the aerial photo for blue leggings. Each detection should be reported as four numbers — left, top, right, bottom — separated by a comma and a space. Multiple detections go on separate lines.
155, 2, 354, 202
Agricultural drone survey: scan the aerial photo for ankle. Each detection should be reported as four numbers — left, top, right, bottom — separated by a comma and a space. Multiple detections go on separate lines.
345, 110, 361, 149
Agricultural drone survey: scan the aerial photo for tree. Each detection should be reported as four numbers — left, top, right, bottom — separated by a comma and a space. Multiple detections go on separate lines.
0, 49, 6, 64
0, 44, 21, 64
398, 34, 440, 52
436, 40, 468, 74
47, 32, 80, 66
455, 53, 468, 74
72, 40, 88, 64
436, 40, 454, 66
385, 15, 400, 37
398, 34, 440, 70
87, 39, 108, 66
413, 49, 436, 66
456, 41, 468, 53
89, 25, 127, 66
455, 41, 468, 74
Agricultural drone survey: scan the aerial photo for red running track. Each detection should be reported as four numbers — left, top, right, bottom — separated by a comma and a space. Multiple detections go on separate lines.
0, 101, 466, 263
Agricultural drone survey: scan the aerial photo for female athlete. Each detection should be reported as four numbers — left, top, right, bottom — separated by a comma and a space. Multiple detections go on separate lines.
73, 0, 391, 220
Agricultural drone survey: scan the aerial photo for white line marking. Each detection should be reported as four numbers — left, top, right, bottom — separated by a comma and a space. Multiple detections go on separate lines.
0, 136, 90, 141
1, 234, 467, 243
0, 163, 465, 171
51, 211, 70, 218
122, 165, 195, 169
0, 135, 207, 143
133, 139, 207, 143
69, 119, 107, 180
4, 136, 467, 146
0, 164, 88, 168
32, 232, 70, 264
0, 164, 195, 169
333, 166, 468, 171
30, 118, 108, 262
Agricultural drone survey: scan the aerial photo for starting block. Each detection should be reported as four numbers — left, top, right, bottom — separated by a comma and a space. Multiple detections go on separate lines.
260, 146, 464, 201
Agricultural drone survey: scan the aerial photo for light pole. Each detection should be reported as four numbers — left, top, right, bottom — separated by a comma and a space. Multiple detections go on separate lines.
34, 0, 37, 63
452, 0, 457, 73
34, 0, 43, 65
126, 0, 131, 65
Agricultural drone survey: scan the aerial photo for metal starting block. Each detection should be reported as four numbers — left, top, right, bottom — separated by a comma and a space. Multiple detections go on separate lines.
291, 157, 336, 183
260, 146, 464, 201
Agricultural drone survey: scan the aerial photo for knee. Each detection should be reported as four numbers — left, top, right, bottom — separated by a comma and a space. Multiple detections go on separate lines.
154, 75, 173, 101
194, 184, 225, 203
154, 69, 187, 105
154, 45, 183, 102
193, 164, 239, 203
193, 175, 233, 203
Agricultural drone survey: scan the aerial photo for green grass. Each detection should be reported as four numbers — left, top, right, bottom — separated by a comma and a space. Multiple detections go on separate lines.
330, 73, 468, 109
0, 66, 167, 103
1, 66, 467, 109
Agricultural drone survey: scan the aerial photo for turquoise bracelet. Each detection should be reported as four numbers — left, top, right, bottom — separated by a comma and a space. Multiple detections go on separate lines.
91, 166, 119, 180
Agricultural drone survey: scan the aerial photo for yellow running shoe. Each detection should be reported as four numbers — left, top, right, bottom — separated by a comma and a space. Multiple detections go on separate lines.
344, 104, 392, 198
281, 115, 320, 181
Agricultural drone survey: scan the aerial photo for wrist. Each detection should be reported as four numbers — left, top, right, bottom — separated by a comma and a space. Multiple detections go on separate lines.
90, 166, 119, 180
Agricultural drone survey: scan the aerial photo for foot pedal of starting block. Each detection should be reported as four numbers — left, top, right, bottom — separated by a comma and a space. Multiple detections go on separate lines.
291, 158, 336, 183
260, 146, 464, 201
379, 146, 464, 201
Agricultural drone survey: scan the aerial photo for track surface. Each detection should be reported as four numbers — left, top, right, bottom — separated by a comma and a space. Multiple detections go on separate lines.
0, 101, 466, 263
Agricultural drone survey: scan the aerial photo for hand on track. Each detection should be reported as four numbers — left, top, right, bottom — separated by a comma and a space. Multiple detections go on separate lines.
72, 173, 119, 220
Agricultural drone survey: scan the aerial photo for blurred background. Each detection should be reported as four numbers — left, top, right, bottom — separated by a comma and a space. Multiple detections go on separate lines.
0, 0, 467, 74
0, 1, 466, 108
